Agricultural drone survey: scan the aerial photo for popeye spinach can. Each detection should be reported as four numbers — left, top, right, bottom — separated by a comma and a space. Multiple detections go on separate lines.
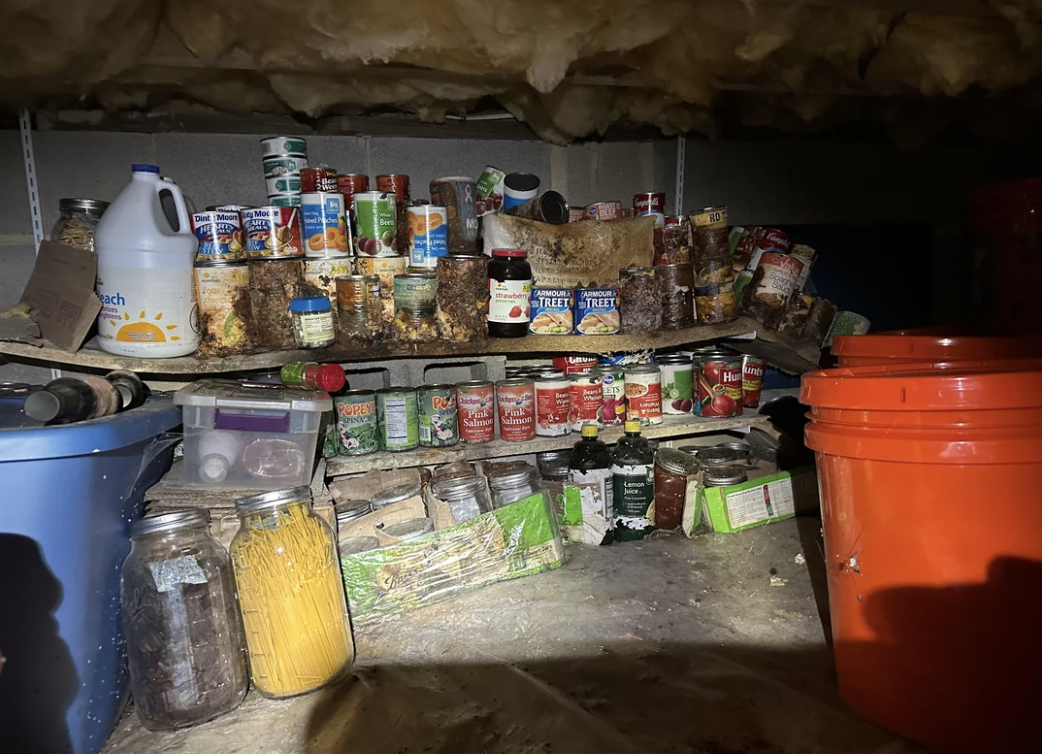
376, 387, 419, 451
418, 384, 459, 447
334, 390, 378, 456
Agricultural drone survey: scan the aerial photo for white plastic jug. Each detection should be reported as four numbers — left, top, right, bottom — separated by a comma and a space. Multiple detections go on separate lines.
95, 164, 199, 358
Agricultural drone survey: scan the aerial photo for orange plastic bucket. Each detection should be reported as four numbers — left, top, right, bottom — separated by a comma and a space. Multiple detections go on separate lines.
832, 329, 1042, 367
800, 360, 1042, 754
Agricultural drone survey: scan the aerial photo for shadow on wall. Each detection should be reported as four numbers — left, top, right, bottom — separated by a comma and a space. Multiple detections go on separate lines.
0, 533, 79, 754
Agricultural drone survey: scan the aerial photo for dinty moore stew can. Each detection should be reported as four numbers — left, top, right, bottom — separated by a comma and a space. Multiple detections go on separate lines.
456, 380, 495, 444
335, 390, 378, 455
376, 387, 419, 451
418, 384, 459, 447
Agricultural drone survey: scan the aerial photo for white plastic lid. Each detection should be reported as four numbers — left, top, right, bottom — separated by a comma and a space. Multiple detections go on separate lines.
173, 379, 332, 413
199, 454, 231, 483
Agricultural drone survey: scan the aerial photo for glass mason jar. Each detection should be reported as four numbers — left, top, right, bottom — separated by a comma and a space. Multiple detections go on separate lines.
653, 448, 700, 531
50, 197, 109, 252
230, 487, 354, 698
432, 474, 491, 523
487, 464, 550, 509
120, 509, 248, 731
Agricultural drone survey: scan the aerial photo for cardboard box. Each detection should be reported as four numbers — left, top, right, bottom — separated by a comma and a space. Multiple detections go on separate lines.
701, 467, 818, 533
18, 240, 101, 351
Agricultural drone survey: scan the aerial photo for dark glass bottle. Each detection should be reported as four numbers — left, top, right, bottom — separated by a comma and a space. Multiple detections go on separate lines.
24, 378, 103, 424
106, 369, 149, 409
487, 249, 532, 338
612, 420, 656, 541
568, 425, 614, 544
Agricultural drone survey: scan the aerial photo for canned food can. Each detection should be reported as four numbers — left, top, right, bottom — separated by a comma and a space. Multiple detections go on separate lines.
475, 166, 505, 216
191, 210, 245, 262
335, 274, 381, 337
337, 174, 370, 209
586, 201, 622, 220
697, 353, 743, 418
353, 191, 398, 256
354, 255, 408, 324
429, 177, 479, 253
624, 364, 663, 425
747, 252, 804, 328
534, 371, 570, 437
575, 288, 620, 334
591, 365, 625, 426
552, 356, 599, 375
269, 194, 301, 208
693, 280, 737, 324
744, 227, 793, 273
633, 192, 666, 227
418, 384, 458, 447
301, 191, 348, 257
496, 378, 536, 442
193, 261, 250, 352
529, 287, 575, 335
456, 380, 495, 444
301, 167, 338, 193
208, 204, 254, 212
260, 136, 307, 158
262, 155, 308, 179
265, 175, 301, 196
376, 174, 411, 203
376, 388, 419, 451
692, 206, 727, 229
658, 354, 694, 415
241, 206, 303, 258
304, 258, 353, 305
568, 208, 588, 223
335, 390, 379, 455
568, 372, 603, 432
407, 205, 449, 268
789, 243, 817, 291
742, 355, 766, 409
393, 273, 437, 319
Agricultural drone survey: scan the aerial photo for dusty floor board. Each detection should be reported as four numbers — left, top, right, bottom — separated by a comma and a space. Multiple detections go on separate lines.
101, 518, 927, 754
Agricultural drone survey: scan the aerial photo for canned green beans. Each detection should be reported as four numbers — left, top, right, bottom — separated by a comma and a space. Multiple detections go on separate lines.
418, 384, 458, 447
335, 390, 378, 455
376, 387, 419, 451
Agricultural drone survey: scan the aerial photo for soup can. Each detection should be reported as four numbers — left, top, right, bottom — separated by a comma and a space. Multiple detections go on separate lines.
534, 370, 570, 437
376, 387, 419, 451
301, 191, 348, 257
335, 390, 378, 455
191, 210, 245, 262
624, 364, 663, 425
696, 352, 743, 418
241, 206, 303, 258
529, 287, 575, 335
407, 205, 449, 268
301, 167, 338, 193
262, 155, 308, 179
456, 380, 496, 444
353, 191, 397, 256
633, 192, 666, 227
496, 378, 536, 442
568, 372, 603, 432
259, 136, 307, 158
658, 354, 694, 415
418, 384, 458, 447
355, 255, 408, 324
575, 288, 620, 334
590, 365, 625, 426
193, 261, 250, 352
742, 355, 766, 409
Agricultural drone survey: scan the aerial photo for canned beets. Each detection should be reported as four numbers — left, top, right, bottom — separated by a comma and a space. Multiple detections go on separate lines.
456, 381, 495, 443
590, 365, 625, 426
697, 353, 743, 417
496, 378, 536, 442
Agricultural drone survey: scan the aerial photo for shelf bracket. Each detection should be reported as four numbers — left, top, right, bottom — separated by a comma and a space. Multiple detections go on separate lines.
19, 109, 44, 254
674, 134, 686, 216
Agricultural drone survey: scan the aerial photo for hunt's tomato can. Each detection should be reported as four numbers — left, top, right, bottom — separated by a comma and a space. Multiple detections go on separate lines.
568, 372, 603, 432
534, 371, 570, 437
456, 380, 495, 444
697, 352, 743, 417
496, 378, 536, 442
742, 355, 766, 409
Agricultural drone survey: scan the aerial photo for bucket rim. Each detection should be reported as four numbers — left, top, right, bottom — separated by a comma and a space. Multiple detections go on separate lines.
831, 331, 1042, 363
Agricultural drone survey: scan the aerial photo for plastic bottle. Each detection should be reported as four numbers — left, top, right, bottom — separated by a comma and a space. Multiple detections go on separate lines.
569, 425, 614, 543
612, 420, 656, 542
280, 362, 346, 393
95, 164, 199, 358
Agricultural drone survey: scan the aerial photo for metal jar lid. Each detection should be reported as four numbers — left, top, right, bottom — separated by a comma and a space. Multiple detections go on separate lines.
716, 441, 752, 457
235, 486, 312, 514
129, 509, 210, 537
371, 482, 422, 509
704, 467, 749, 487
382, 517, 434, 541
59, 198, 110, 215
655, 448, 700, 476
676, 445, 703, 458
338, 535, 381, 556
334, 499, 373, 523
589, 364, 619, 374
537, 449, 572, 465
695, 447, 742, 466
432, 475, 484, 501
487, 464, 539, 489
540, 464, 571, 482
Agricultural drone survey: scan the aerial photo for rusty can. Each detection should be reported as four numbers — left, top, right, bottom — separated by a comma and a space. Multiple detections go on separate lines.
354, 255, 407, 324
696, 352, 743, 418
304, 258, 353, 308
335, 274, 381, 339
568, 372, 603, 432
241, 206, 303, 258
746, 252, 805, 330
193, 260, 251, 353
337, 174, 369, 208
496, 378, 536, 442
742, 355, 766, 409
376, 174, 410, 203
456, 380, 496, 444
587, 201, 623, 220
301, 167, 339, 193
430, 176, 479, 253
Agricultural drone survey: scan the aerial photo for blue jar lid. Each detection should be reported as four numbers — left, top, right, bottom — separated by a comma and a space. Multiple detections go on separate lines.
290, 296, 332, 313
131, 164, 160, 174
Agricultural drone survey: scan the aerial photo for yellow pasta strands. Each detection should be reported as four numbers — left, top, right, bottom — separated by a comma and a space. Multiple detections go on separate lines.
231, 501, 354, 697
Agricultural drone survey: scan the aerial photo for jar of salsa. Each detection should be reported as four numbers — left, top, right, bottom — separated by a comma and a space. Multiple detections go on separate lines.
653, 448, 700, 530
487, 249, 532, 338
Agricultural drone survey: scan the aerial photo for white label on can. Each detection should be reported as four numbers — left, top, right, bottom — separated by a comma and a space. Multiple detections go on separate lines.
488, 279, 532, 323
97, 265, 199, 352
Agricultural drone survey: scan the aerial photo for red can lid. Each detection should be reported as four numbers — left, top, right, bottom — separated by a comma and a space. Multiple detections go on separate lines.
315, 364, 347, 393
492, 249, 528, 258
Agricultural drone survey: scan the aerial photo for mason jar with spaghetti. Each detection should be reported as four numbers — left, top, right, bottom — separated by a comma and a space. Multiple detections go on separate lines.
230, 487, 353, 699
624, 364, 662, 425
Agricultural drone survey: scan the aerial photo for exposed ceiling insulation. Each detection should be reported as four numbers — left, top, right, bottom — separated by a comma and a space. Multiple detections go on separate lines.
2, 0, 1042, 144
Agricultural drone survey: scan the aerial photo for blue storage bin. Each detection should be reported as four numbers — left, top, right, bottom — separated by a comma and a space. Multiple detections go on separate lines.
0, 397, 182, 754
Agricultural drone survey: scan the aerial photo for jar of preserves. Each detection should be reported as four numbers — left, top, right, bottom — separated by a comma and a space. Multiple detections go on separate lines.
487, 249, 532, 338
487, 464, 550, 509
432, 474, 491, 523
654, 448, 700, 530
120, 510, 248, 730
230, 487, 354, 698
51, 197, 109, 252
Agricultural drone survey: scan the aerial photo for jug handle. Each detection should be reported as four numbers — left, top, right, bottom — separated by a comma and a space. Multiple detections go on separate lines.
154, 177, 191, 234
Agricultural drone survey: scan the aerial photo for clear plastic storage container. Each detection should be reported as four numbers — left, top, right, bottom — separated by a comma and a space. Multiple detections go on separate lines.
174, 380, 332, 487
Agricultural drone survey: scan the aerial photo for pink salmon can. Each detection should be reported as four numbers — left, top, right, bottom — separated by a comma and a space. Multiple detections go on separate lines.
456, 380, 495, 444
496, 378, 536, 442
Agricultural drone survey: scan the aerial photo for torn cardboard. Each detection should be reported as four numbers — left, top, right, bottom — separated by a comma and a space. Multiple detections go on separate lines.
18, 240, 101, 351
